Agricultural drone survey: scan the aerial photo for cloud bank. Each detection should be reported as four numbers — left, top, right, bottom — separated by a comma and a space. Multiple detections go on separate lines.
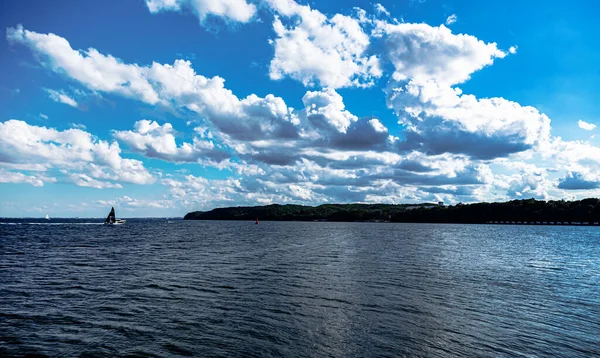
5, 1, 600, 213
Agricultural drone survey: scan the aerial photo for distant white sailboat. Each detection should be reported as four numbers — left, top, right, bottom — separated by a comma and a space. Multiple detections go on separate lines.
104, 207, 126, 225
45, 214, 50, 220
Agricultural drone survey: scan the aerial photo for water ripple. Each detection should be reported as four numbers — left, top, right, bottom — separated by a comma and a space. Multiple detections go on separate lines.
1, 220, 599, 357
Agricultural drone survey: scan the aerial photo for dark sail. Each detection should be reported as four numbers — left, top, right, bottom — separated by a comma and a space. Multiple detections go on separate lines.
105, 207, 116, 224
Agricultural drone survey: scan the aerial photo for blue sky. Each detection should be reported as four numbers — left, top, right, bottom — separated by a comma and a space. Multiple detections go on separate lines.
1, 0, 599, 217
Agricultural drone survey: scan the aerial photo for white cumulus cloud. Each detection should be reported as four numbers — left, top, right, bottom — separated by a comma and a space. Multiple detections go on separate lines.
10, 16, 600, 206
95, 196, 176, 209
113, 120, 229, 163
302, 88, 357, 133
145, 0, 256, 23
387, 80, 552, 159
0, 169, 56, 187
558, 171, 600, 190
0, 119, 154, 187
376, 22, 507, 86
445, 14, 457, 25
267, 0, 381, 88
374, 3, 390, 17
45, 89, 78, 108
8, 25, 161, 105
578, 119, 596, 131
70, 173, 123, 189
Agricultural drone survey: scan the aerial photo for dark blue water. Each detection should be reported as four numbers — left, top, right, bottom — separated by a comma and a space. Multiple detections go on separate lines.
1, 220, 599, 357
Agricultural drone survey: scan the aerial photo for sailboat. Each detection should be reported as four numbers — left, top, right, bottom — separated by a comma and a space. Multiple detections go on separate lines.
104, 207, 126, 225
45, 214, 50, 220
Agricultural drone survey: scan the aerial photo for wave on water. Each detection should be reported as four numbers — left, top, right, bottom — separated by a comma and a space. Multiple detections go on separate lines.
1, 221, 599, 357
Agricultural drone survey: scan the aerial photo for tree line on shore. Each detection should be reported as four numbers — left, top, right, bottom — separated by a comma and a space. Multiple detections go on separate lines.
184, 198, 600, 224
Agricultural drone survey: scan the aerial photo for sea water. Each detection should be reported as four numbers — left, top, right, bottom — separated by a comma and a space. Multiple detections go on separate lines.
1, 220, 599, 357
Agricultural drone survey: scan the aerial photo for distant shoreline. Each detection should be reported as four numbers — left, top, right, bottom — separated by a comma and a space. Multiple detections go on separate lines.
184, 198, 600, 225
